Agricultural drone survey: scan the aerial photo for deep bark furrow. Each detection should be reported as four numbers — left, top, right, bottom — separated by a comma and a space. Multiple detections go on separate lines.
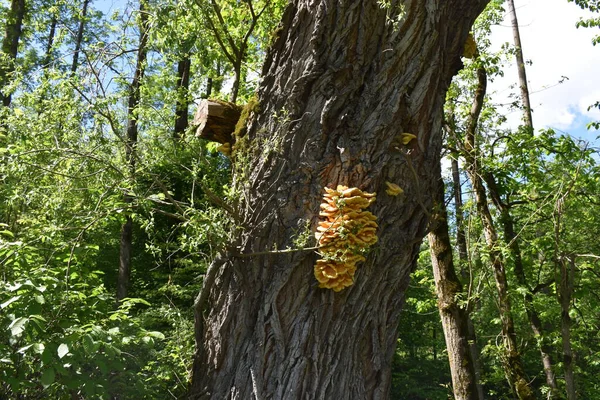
190, 1, 489, 398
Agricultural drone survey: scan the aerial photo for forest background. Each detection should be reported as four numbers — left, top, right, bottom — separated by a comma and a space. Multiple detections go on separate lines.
1, 0, 599, 398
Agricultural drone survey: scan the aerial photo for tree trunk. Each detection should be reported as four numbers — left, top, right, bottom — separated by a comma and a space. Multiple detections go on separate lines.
117, 0, 149, 302
428, 161, 480, 400
506, 0, 533, 129
117, 216, 133, 301
451, 157, 468, 277
230, 62, 241, 103
485, 4, 558, 392
497, 205, 559, 396
71, 0, 90, 75
205, 77, 213, 98
43, 14, 57, 69
174, 55, 191, 139
450, 157, 485, 400
559, 256, 576, 400
189, 1, 489, 398
462, 62, 534, 400
1, 0, 26, 107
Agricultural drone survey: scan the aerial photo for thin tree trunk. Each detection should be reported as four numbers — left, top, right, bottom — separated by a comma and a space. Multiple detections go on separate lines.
174, 55, 191, 139
483, 168, 559, 394
43, 15, 57, 69
506, 0, 533, 129
189, 1, 490, 398
205, 77, 213, 98
117, 0, 149, 302
1, 0, 26, 107
498, 205, 559, 396
451, 157, 468, 277
117, 217, 133, 301
450, 156, 485, 400
462, 61, 534, 400
559, 256, 576, 400
554, 188, 577, 400
71, 0, 90, 75
486, 3, 559, 392
230, 62, 241, 103
172, 55, 191, 204
428, 161, 480, 400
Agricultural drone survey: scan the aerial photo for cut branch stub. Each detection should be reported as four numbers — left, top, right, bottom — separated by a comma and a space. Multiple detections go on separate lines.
193, 99, 242, 144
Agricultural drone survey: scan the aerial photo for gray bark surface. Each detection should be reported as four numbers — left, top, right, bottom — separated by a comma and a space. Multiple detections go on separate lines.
190, 1, 489, 398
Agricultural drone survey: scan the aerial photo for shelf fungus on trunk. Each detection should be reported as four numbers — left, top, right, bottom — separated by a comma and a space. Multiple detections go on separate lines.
314, 186, 378, 292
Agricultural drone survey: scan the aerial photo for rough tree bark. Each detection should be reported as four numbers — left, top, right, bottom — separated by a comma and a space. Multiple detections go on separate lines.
117, 1, 149, 302
461, 60, 534, 400
428, 161, 480, 400
189, 1, 489, 398
0, 0, 26, 107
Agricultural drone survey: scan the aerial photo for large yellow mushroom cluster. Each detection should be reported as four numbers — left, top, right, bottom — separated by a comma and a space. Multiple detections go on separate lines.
314, 185, 378, 291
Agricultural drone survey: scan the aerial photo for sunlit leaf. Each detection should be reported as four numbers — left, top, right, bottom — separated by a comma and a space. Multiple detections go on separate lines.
57, 343, 69, 359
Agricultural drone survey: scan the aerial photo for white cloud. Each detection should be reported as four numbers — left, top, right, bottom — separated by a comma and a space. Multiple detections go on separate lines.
488, 0, 600, 137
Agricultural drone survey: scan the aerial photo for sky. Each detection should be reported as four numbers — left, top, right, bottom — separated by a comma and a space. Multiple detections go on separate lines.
488, 0, 600, 143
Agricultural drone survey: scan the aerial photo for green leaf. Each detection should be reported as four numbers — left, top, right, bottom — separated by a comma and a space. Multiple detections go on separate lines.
0, 296, 20, 309
0, 230, 14, 238
29, 314, 47, 322
97, 360, 108, 375
82, 334, 97, 354
41, 347, 53, 364
34, 294, 45, 304
146, 331, 165, 340
41, 368, 55, 388
57, 343, 69, 359
8, 317, 28, 336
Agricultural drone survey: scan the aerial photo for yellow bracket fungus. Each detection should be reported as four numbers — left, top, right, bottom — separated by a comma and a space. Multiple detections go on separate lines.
463, 33, 477, 59
400, 133, 417, 145
385, 182, 404, 196
217, 142, 232, 156
314, 185, 378, 291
